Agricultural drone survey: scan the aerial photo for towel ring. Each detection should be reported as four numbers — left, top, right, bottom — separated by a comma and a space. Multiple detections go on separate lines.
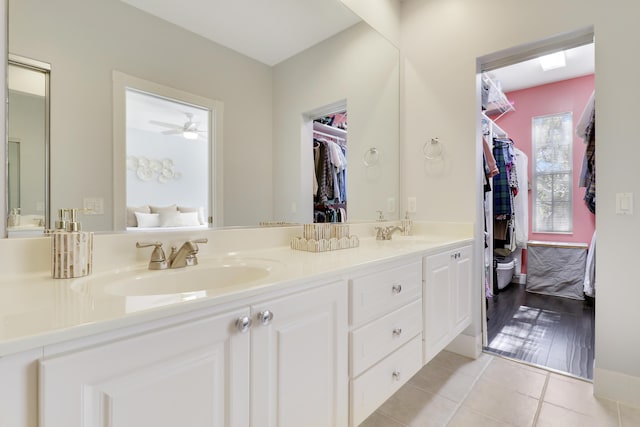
423, 137, 443, 160
363, 147, 380, 167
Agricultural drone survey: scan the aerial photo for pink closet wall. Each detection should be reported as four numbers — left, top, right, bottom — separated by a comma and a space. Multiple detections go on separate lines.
498, 74, 595, 245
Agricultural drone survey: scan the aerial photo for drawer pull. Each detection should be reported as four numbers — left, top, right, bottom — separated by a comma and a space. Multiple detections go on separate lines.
392, 328, 402, 337
392, 370, 401, 381
257, 310, 274, 326
392, 284, 402, 294
235, 316, 252, 333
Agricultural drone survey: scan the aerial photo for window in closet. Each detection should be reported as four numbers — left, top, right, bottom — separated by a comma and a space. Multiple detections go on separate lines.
532, 112, 573, 233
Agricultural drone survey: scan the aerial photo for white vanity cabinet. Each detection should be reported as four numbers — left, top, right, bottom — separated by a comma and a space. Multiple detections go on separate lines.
38, 279, 348, 427
348, 259, 423, 427
0, 347, 41, 427
250, 280, 348, 427
423, 244, 472, 363
40, 307, 252, 427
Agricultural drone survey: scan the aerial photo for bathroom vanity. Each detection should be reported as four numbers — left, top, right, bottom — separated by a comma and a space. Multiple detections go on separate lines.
0, 223, 473, 427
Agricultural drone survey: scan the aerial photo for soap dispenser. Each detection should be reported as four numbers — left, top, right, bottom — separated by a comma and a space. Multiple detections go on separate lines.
401, 211, 413, 236
51, 208, 93, 279
7, 208, 20, 227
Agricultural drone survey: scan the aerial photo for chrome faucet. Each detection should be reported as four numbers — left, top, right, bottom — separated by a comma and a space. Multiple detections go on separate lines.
375, 225, 404, 241
168, 238, 208, 268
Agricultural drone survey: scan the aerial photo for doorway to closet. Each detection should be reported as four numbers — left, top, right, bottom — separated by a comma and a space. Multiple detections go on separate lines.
312, 110, 348, 223
479, 34, 596, 380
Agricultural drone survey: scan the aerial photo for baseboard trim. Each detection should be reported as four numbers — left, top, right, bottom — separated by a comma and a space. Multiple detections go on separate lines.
594, 366, 640, 407
445, 332, 482, 359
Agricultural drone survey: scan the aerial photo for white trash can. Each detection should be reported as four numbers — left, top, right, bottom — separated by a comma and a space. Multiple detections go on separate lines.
496, 260, 515, 290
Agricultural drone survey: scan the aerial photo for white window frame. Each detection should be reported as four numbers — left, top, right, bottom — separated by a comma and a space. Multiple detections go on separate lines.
531, 111, 573, 234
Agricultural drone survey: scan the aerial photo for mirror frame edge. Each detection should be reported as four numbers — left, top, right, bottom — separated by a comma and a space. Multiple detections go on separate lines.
112, 70, 224, 231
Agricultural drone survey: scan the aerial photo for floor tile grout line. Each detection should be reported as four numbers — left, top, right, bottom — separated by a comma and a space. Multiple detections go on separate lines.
531, 371, 550, 426
617, 401, 622, 427
442, 354, 495, 426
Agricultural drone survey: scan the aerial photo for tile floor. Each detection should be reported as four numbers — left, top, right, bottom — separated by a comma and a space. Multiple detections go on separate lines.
359, 351, 640, 427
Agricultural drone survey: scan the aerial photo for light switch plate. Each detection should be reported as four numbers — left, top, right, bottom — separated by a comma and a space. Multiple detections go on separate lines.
616, 192, 633, 215
387, 197, 396, 213
408, 197, 417, 213
83, 197, 104, 215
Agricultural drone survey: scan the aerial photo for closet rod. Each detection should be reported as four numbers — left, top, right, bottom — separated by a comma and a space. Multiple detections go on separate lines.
314, 130, 346, 143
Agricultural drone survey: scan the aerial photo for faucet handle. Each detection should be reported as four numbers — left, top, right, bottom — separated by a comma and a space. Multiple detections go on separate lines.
185, 238, 208, 266
136, 241, 168, 270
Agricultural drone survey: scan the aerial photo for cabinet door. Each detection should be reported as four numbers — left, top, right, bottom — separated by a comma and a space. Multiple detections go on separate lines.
251, 281, 348, 427
451, 245, 472, 335
0, 347, 41, 427
423, 250, 453, 363
40, 308, 251, 427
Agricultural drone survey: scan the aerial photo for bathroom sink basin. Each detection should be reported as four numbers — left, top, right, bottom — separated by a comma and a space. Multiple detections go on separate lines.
70, 257, 281, 297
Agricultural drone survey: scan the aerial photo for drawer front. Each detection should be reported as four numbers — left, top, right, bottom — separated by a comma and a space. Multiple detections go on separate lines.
350, 261, 421, 326
350, 299, 422, 377
350, 335, 422, 427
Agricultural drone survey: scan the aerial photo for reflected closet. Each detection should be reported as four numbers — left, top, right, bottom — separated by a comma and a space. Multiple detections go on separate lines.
313, 111, 348, 223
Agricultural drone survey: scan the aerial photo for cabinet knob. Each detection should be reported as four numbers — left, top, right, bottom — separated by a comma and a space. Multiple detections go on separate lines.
392, 284, 402, 294
257, 310, 274, 326
392, 328, 402, 337
235, 316, 252, 333
392, 370, 401, 381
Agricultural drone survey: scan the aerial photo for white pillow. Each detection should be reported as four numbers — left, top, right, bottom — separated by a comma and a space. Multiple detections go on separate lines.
126, 205, 150, 227
134, 212, 160, 228
181, 212, 201, 226
178, 206, 206, 225
159, 211, 183, 227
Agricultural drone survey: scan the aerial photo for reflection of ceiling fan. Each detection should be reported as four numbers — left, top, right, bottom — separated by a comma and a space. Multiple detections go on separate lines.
150, 112, 205, 140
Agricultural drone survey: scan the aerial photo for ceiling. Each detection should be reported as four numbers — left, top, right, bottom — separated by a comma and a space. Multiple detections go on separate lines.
120, 0, 362, 66
489, 43, 595, 93
126, 90, 209, 137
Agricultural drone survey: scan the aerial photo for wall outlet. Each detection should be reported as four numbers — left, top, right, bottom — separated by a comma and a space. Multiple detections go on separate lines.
83, 197, 104, 215
387, 197, 396, 213
408, 197, 417, 213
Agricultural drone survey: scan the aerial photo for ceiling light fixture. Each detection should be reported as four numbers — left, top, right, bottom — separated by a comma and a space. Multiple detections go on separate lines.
183, 130, 199, 140
539, 51, 566, 71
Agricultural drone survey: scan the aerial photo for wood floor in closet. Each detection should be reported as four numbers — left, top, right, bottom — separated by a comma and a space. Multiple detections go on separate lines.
485, 282, 595, 380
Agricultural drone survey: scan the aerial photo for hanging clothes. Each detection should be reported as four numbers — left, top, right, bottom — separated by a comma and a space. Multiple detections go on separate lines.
577, 92, 596, 214
313, 139, 335, 204
492, 138, 516, 216
493, 137, 519, 255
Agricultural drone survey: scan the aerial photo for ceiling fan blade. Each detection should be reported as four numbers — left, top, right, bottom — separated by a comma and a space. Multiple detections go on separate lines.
149, 120, 182, 130
161, 129, 181, 135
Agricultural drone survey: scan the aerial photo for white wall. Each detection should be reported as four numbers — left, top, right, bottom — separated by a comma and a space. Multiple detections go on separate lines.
272, 22, 399, 223
9, 0, 273, 230
401, 0, 640, 404
126, 129, 208, 212
340, 0, 401, 47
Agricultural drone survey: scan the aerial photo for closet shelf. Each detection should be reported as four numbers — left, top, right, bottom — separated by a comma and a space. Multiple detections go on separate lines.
482, 72, 515, 119
313, 121, 347, 139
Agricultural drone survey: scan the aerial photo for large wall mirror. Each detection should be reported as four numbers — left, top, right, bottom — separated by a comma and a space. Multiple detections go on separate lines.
6, 0, 400, 236
6, 55, 50, 237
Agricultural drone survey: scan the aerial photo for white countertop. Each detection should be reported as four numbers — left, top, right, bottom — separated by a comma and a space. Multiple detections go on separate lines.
0, 222, 473, 357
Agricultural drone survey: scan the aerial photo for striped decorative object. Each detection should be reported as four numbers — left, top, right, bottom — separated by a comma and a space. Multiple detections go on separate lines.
51, 232, 93, 279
